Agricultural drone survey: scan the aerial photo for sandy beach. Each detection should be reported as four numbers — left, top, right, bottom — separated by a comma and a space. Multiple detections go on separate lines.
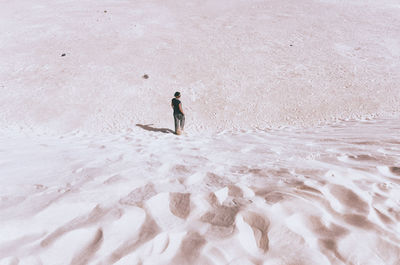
0, 0, 400, 264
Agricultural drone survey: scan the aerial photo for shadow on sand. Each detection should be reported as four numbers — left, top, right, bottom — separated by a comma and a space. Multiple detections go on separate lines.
136, 124, 175, 134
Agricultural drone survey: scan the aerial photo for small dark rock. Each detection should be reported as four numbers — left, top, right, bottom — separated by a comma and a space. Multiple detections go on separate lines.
104, 10, 107, 13
142, 74, 149, 79
61, 53, 66, 57
390, 167, 400, 176
289, 44, 293, 47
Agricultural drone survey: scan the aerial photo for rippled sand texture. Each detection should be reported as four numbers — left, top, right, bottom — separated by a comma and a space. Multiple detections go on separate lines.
0, 118, 399, 264
1, 0, 400, 133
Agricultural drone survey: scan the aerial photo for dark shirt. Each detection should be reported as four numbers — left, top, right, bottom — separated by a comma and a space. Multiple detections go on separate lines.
171, 98, 183, 115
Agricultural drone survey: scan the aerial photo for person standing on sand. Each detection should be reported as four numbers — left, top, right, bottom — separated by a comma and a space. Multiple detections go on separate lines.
171, 92, 185, 135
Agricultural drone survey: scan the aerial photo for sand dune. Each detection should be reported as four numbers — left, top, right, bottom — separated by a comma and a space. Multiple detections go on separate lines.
1, 0, 400, 264
0, 119, 399, 264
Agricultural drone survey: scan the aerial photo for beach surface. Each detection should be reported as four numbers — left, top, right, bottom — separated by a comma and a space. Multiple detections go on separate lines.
0, 0, 400, 264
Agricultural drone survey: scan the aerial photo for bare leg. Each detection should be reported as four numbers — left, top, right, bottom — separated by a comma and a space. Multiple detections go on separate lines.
174, 114, 179, 133
180, 114, 185, 131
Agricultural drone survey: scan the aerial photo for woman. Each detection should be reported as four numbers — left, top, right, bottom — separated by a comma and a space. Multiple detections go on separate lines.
171, 92, 185, 135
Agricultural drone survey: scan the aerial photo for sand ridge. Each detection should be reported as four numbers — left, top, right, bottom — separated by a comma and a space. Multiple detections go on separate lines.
0, 118, 399, 264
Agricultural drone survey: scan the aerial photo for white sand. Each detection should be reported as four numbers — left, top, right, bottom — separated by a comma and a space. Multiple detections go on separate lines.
0, 0, 400, 264
0, 0, 399, 133
0, 119, 400, 264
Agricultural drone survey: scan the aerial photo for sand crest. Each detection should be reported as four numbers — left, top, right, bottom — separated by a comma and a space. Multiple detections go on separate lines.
0, 119, 399, 264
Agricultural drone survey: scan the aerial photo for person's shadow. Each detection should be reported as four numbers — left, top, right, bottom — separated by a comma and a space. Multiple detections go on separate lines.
136, 124, 175, 134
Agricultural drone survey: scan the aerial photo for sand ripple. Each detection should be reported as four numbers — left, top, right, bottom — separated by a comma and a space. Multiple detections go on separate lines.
0, 119, 399, 264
